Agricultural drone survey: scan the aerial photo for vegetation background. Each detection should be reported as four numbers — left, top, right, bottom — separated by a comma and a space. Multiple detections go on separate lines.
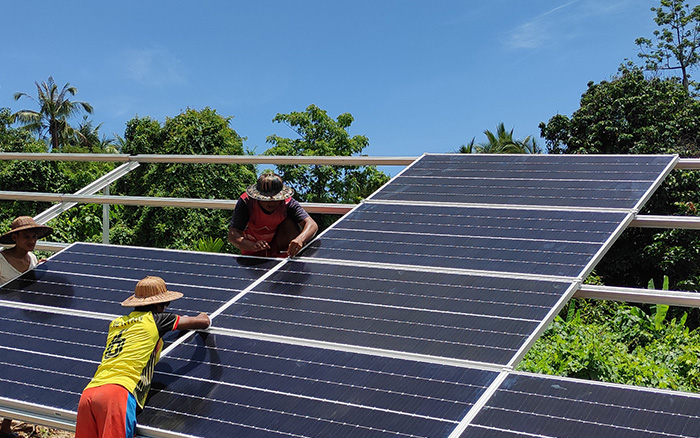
1, 0, 700, 436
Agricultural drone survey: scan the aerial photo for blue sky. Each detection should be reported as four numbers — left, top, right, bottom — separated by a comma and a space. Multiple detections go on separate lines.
1, 0, 659, 163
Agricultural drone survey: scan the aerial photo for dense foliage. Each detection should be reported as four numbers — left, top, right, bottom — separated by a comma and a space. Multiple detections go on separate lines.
111, 108, 256, 251
265, 104, 390, 229
539, 69, 700, 298
520, 296, 700, 392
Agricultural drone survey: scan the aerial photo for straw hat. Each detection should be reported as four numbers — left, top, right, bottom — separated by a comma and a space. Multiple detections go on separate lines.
246, 173, 294, 201
0, 216, 53, 244
121, 276, 184, 307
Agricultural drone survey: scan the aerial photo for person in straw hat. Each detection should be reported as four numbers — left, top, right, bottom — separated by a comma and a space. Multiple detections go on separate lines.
75, 276, 210, 438
0, 217, 53, 437
0, 216, 52, 284
228, 172, 318, 258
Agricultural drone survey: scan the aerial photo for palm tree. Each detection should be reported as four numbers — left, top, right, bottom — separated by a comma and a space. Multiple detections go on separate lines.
459, 123, 542, 154
13, 76, 93, 152
73, 116, 120, 153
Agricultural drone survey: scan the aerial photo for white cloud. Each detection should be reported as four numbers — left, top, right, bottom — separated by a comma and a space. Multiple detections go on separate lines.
504, 1, 580, 50
118, 47, 187, 86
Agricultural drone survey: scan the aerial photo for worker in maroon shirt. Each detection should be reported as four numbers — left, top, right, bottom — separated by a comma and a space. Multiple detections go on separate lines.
228, 173, 318, 258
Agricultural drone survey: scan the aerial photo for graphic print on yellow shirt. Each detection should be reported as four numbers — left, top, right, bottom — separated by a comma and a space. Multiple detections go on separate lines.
86, 311, 178, 409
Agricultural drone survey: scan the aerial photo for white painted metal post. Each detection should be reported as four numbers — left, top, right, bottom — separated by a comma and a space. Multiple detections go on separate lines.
103, 186, 109, 244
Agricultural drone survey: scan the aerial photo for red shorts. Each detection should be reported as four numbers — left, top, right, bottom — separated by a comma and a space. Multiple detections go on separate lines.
75, 384, 137, 438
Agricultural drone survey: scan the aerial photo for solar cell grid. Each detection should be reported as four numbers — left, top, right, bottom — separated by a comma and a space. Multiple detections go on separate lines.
461, 373, 700, 438
302, 204, 629, 278
216, 261, 574, 365
0, 243, 279, 315
0, 307, 104, 411
370, 154, 676, 209
139, 333, 499, 438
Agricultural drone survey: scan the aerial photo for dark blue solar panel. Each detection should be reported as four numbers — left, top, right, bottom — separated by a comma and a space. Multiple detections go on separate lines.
139, 332, 499, 438
0, 307, 104, 411
371, 154, 675, 209
216, 261, 573, 365
302, 204, 629, 278
0, 243, 279, 315
461, 372, 700, 438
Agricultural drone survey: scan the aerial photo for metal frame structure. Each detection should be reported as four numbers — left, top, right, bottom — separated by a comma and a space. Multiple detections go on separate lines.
1, 152, 700, 308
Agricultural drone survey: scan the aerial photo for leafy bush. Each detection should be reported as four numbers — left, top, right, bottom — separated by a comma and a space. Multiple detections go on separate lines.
519, 279, 700, 392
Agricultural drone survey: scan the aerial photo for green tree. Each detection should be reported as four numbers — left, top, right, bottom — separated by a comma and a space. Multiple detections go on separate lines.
539, 68, 700, 294
69, 116, 120, 153
13, 76, 93, 152
636, 0, 700, 92
265, 104, 390, 205
0, 108, 70, 221
460, 123, 541, 154
112, 108, 256, 250
540, 67, 700, 156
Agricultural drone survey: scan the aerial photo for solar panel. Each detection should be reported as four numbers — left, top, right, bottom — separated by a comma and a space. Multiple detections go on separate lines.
369, 154, 676, 210
0, 307, 104, 411
215, 261, 575, 365
0, 242, 280, 315
138, 333, 499, 438
301, 203, 630, 278
0, 154, 688, 438
460, 372, 700, 437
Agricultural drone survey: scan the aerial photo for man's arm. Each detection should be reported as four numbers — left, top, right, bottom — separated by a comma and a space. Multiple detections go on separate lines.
177, 312, 211, 330
228, 227, 270, 253
287, 216, 318, 257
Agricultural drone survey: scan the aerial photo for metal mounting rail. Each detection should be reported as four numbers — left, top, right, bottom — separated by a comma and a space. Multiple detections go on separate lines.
576, 284, 700, 307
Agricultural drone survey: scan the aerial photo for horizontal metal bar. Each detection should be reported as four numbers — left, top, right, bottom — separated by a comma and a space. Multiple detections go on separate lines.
0, 152, 130, 162
630, 215, 700, 229
0, 154, 695, 168
675, 158, 700, 169
0, 152, 418, 166
1, 241, 70, 252
576, 284, 700, 307
130, 154, 418, 165
0, 191, 353, 214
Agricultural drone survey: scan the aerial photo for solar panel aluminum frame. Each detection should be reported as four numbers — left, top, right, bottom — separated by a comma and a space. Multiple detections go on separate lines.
504, 280, 581, 369
630, 154, 679, 213
0, 397, 76, 433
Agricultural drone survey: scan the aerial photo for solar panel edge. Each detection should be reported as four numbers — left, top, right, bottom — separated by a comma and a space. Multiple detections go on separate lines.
509, 369, 700, 399
293, 255, 579, 284
446, 370, 511, 438
0, 398, 76, 434
631, 154, 679, 212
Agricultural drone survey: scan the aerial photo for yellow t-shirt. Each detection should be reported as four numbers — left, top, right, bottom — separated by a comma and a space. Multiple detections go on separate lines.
86, 311, 179, 408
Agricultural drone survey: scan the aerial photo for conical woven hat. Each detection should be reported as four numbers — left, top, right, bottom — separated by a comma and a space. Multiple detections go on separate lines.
121, 276, 184, 307
246, 173, 294, 201
0, 216, 53, 244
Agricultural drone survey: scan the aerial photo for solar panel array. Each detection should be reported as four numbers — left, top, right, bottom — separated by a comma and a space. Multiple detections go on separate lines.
2, 154, 699, 438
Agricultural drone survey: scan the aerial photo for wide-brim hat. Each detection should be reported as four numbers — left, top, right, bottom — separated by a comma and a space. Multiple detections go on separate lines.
0, 216, 53, 244
121, 276, 184, 307
246, 173, 294, 201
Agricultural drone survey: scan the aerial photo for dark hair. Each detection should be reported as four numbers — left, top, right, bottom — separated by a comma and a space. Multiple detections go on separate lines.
134, 304, 160, 312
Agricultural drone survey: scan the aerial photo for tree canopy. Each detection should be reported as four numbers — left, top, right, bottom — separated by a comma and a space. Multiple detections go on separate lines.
635, 0, 700, 92
539, 68, 700, 293
540, 67, 700, 156
265, 104, 390, 205
112, 107, 256, 250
